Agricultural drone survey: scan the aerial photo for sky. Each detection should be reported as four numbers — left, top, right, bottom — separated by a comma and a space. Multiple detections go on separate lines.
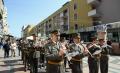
4, 0, 69, 38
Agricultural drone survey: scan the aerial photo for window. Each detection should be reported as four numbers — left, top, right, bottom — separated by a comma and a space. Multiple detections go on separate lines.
113, 32, 119, 42
75, 24, 78, 30
63, 25, 68, 31
49, 24, 51, 28
74, 3, 77, 10
45, 24, 48, 29
74, 13, 78, 20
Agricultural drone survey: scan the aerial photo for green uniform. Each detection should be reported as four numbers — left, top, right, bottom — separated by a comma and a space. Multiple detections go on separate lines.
44, 41, 65, 73
88, 43, 101, 73
69, 43, 85, 73
100, 44, 111, 73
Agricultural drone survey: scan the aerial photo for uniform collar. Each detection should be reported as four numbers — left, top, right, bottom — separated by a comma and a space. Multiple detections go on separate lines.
75, 43, 80, 46
50, 40, 58, 46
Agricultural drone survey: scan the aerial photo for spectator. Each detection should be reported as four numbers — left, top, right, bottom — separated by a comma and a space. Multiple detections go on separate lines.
3, 40, 10, 58
11, 41, 17, 57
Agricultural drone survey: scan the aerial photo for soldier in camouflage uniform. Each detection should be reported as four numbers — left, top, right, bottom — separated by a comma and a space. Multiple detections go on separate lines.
69, 33, 87, 73
87, 37, 100, 73
99, 39, 111, 73
44, 30, 65, 73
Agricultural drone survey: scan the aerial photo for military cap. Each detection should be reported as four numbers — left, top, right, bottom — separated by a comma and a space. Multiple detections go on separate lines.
90, 36, 97, 42
51, 30, 60, 35
72, 33, 80, 39
98, 39, 105, 42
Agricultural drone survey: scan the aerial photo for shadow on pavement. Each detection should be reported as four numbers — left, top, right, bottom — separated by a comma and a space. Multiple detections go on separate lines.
0, 63, 23, 67
0, 58, 46, 73
4, 59, 21, 64
0, 67, 25, 73
0, 59, 26, 73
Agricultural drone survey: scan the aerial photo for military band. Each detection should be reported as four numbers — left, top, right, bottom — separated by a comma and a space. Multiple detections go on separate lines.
19, 28, 111, 73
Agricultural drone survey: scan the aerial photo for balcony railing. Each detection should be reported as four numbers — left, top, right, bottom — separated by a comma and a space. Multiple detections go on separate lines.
88, 9, 100, 17
0, 10, 2, 19
87, 0, 100, 5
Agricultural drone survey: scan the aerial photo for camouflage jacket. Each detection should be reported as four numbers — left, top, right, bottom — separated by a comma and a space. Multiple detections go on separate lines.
44, 41, 63, 62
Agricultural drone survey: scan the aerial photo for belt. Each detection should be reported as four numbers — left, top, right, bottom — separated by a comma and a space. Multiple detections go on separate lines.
48, 60, 64, 65
101, 53, 108, 55
101, 54, 108, 56
71, 58, 82, 62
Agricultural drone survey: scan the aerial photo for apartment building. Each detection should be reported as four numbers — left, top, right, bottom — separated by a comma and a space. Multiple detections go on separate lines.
36, 0, 92, 37
2, 7, 9, 35
0, 0, 9, 38
87, 0, 120, 40
22, 25, 35, 38
87, 0, 120, 25
31, 0, 120, 40
0, 0, 4, 36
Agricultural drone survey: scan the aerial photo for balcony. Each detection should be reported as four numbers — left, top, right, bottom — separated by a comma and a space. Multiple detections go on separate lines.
61, 15, 68, 20
0, 10, 2, 19
61, 24, 68, 32
87, 0, 100, 5
88, 9, 100, 17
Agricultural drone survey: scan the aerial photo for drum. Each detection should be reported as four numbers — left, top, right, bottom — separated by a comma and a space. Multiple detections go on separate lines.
88, 45, 102, 55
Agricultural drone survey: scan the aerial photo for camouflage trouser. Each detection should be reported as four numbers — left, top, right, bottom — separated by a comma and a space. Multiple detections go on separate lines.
100, 55, 109, 73
88, 57, 99, 73
70, 60, 83, 73
46, 63, 65, 73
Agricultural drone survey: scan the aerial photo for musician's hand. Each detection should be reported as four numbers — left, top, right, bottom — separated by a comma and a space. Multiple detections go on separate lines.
59, 49, 64, 56
83, 47, 89, 55
84, 51, 89, 55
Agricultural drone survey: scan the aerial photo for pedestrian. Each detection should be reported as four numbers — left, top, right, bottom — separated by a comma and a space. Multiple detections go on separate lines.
44, 30, 65, 73
3, 40, 10, 58
0, 41, 3, 49
17, 40, 22, 56
107, 40, 112, 54
69, 33, 88, 73
99, 39, 111, 73
10, 41, 17, 57
87, 36, 101, 73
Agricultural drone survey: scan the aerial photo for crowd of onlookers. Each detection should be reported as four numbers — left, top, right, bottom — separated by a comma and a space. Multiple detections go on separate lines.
0, 39, 21, 58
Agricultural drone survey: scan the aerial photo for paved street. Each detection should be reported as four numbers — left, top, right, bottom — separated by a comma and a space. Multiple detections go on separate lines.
0, 49, 120, 73
0, 49, 30, 73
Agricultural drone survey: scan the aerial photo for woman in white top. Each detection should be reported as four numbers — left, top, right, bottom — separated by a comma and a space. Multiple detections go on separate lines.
11, 41, 17, 57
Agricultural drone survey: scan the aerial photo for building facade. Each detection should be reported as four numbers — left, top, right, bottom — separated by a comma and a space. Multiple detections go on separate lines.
0, 0, 9, 38
23, 0, 120, 42
22, 0, 120, 54
2, 7, 9, 35
0, 0, 4, 37
36, 0, 92, 37
87, 0, 120, 25
22, 25, 35, 38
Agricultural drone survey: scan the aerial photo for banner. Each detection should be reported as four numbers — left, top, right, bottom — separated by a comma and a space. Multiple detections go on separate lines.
96, 24, 107, 40
96, 24, 107, 32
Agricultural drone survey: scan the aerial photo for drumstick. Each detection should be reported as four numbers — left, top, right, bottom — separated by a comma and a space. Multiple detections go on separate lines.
80, 43, 94, 58
86, 49, 94, 58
